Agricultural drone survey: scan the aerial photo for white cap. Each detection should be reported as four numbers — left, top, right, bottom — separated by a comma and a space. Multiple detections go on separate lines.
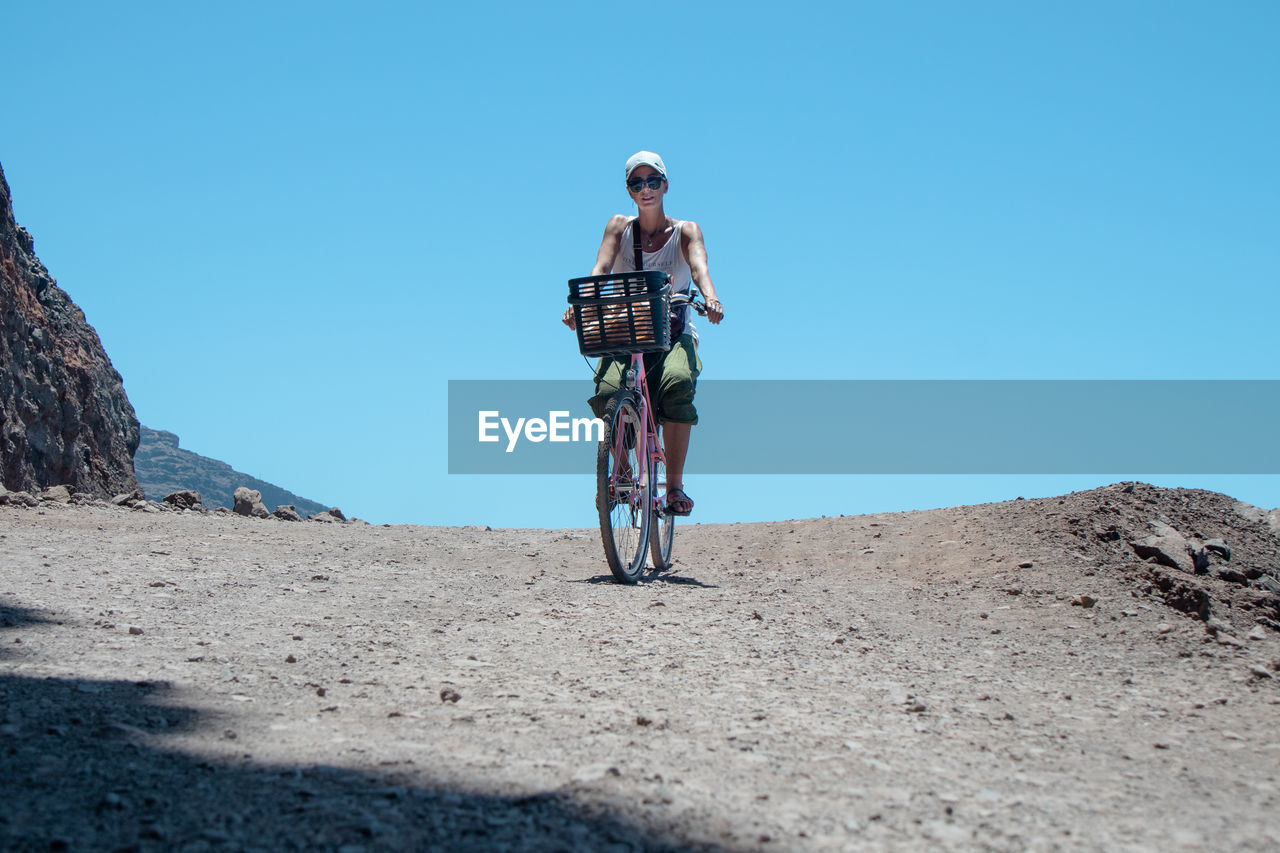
625, 151, 667, 180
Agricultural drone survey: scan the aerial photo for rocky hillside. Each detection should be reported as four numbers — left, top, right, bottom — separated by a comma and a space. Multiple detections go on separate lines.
0, 161, 139, 498
133, 426, 328, 516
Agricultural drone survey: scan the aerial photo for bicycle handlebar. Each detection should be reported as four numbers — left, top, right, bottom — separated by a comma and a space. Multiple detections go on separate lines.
670, 290, 709, 317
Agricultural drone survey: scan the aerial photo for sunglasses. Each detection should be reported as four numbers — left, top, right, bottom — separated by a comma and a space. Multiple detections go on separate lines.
626, 175, 665, 192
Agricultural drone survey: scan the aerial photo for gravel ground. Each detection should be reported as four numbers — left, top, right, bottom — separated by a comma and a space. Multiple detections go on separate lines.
2, 483, 1279, 851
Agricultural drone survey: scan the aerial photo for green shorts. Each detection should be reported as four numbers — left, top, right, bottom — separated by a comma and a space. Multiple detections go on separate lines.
588, 334, 702, 425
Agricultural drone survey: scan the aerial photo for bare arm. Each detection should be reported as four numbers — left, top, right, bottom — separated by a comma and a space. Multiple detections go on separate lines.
591, 214, 629, 275
563, 215, 630, 329
680, 220, 723, 324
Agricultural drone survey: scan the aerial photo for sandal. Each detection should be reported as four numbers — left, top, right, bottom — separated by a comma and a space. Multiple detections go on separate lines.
665, 487, 694, 517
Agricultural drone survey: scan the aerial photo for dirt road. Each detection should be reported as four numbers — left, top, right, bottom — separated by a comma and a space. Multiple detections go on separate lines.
2, 483, 1279, 850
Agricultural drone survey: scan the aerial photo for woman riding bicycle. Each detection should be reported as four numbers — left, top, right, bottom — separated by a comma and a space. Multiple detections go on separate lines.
562, 151, 724, 517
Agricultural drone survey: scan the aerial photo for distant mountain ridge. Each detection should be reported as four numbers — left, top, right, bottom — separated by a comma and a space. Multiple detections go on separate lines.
134, 427, 329, 517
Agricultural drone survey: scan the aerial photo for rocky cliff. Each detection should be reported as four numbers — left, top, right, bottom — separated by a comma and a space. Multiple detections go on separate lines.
0, 162, 140, 497
134, 427, 328, 516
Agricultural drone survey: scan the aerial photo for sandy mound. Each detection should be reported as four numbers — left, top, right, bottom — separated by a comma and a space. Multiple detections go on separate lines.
2, 482, 1278, 850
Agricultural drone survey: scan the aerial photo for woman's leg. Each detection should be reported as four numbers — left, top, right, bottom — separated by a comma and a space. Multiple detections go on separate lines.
653, 336, 701, 513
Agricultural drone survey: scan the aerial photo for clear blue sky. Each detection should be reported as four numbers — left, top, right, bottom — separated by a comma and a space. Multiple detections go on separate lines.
6, 1, 1278, 525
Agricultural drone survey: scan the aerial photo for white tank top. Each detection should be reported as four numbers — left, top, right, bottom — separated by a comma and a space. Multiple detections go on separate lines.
614, 217, 697, 341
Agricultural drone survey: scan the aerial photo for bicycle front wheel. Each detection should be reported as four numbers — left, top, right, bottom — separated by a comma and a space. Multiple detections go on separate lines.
597, 393, 651, 584
649, 452, 674, 570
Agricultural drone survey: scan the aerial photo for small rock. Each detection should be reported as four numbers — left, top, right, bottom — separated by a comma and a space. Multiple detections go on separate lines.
128, 626, 144, 635
232, 487, 271, 518
1254, 575, 1280, 594
1096, 524, 1122, 542
327, 507, 348, 521
1157, 623, 1175, 634
163, 490, 202, 510
440, 688, 461, 704
1234, 501, 1267, 523
1248, 626, 1267, 641
1249, 665, 1274, 680
1215, 567, 1249, 585
1018, 561, 1033, 569
112, 488, 144, 506
1130, 523, 1196, 574
1204, 539, 1231, 560
285, 654, 297, 663
572, 764, 621, 783
1071, 595, 1097, 608
273, 505, 303, 522
40, 485, 72, 504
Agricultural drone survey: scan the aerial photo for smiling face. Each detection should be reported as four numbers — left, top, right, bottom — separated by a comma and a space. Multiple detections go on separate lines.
626, 165, 668, 209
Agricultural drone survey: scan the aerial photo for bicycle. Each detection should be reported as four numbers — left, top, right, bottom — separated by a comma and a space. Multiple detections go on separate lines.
566, 271, 708, 584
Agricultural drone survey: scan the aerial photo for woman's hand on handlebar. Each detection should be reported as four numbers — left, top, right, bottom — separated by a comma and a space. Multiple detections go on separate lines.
675, 292, 724, 325
562, 307, 576, 330
704, 298, 723, 324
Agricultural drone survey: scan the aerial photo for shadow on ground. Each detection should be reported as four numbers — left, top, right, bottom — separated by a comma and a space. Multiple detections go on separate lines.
0, 602, 56, 663
0, 602, 56, 631
0, 600, 727, 852
574, 569, 718, 588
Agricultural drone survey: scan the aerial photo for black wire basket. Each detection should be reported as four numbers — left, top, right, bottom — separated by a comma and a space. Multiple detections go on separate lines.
567, 270, 672, 358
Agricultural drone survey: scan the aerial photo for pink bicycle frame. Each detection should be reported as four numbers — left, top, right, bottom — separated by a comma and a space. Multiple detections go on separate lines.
609, 352, 667, 514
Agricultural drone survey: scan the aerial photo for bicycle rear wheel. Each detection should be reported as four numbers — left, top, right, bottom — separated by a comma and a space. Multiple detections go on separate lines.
597, 392, 651, 584
649, 453, 674, 570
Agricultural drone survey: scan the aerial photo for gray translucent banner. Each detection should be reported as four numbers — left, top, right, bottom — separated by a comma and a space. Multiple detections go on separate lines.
448, 380, 1280, 474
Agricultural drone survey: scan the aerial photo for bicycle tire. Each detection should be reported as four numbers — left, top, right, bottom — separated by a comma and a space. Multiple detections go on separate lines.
597, 392, 651, 584
649, 452, 674, 570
